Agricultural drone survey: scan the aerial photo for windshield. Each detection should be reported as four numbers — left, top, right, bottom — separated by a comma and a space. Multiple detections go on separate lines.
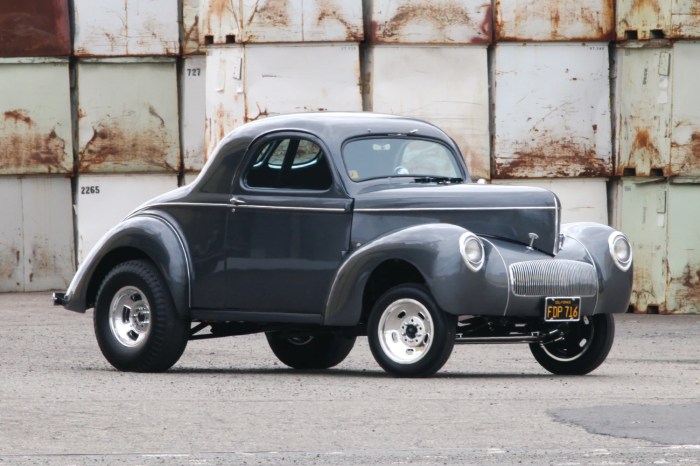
342, 137, 462, 182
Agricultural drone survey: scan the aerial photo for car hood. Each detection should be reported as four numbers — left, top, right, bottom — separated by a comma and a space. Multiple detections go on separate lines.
351, 183, 560, 254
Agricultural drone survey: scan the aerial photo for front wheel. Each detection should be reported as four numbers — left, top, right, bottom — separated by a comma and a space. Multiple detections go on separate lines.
266, 332, 356, 369
368, 285, 456, 377
530, 314, 615, 375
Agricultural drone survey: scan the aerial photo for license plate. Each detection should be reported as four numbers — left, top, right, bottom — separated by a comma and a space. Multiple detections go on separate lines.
545, 297, 581, 322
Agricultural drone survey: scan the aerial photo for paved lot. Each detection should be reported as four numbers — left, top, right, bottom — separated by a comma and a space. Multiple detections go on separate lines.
0, 293, 699, 465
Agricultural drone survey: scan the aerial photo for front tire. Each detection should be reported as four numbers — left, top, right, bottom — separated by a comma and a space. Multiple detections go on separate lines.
530, 314, 615, 375
266, 332, 356, 369
94, 260, 189, 372
368, 285, 456, 377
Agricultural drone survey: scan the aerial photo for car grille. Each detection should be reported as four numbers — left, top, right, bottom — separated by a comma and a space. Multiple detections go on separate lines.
509, 260, 597, 297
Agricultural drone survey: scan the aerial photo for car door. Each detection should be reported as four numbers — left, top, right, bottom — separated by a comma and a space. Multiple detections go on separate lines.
223, 132, 353, 316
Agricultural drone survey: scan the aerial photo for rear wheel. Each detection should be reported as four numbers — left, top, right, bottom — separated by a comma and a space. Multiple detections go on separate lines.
94, 260, 189, 372
530, 314, 615, 375
266, 332, 356, 369
368, 285, 456, 377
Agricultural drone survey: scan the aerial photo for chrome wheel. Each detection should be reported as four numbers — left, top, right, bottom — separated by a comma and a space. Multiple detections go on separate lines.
377, 298, 434, 364
540, 316, 594, 362
109, 286, 152, 348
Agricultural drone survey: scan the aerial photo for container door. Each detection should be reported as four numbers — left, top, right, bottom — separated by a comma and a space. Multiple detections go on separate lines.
225, 133, 352, 315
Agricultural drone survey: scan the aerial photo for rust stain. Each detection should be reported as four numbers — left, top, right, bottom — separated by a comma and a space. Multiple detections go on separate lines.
0, 0, 70, 57
472, 4, 493, 44
1, 110, 69, 174
246, 0, 290, 27
315, 0, 363, 41
618, 127, 664, 175
246, 103, 270, 122
670, 263, 700, 313
183, 13, 200, 53
4, 110, 33, 126
671, 131, 700, 175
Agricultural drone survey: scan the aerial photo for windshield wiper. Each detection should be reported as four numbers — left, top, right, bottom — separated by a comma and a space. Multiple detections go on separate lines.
412, 176, 464, 184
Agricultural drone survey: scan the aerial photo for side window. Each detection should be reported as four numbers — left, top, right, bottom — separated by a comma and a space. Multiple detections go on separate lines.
245, 138, 333, 191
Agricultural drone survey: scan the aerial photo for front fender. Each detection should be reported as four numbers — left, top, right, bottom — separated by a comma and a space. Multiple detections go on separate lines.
62, 214, 191, 319
324, 224, 504, 326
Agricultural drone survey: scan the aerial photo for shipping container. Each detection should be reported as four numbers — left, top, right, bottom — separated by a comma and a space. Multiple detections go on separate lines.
617, 0, 700, 40
181, 55, 207, 172
366, 0, 491, 44
0, 58, 72, 175
615, 43, 673, 177
493, 43, 612, 179
76, 58, 180, 173
0, 176, 74, 292
670, 41, 700, 177
0, 0, 71, 57
495, 0, 613, 41
365, 45, 490, 180
205, 43, 362, 155
76, 173, 178, 263
183, 171, 200, 186
199, 0, 363, 44
183, 0, 205, 55
73, 0, 179, 56
492, 178, 609, 224
613, 177, 700, 314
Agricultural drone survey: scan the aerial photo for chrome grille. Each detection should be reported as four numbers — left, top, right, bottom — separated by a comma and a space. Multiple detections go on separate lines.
509, 260, 597, 297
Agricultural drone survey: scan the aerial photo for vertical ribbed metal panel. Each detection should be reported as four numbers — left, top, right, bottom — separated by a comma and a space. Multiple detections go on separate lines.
670, 41, 700, 177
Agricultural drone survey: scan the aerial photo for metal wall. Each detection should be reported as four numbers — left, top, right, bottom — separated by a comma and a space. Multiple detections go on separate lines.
617, 0, 700, 40
0, 0, 71, 57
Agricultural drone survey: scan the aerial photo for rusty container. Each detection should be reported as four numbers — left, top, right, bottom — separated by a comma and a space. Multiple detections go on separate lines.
492, 178, 609, 225
181, 55, 207, 172
615, 42, 673, 177
183, 0, 205, 54
73, 0, 179, 56
613, 177, 700, 314
0, 0, 70, 57
75, 173, 179, 264
0, 176, 75, 292
617, 0, 700, 40
670, 41, 700, 177
495, 0, 614, 41
205, 43, 362, 156
366, 0, 492, 44
0, 58, 72, 175
76, 58, 180, 173
364, 45, 490, 180
493, 43, 612, 179
199, 0, 363, 44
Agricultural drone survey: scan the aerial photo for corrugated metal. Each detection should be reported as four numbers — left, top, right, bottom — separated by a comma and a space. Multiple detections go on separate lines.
615, 43, 673, 176
205, 43, 362, 155
77, 58, 180, 173
0, 58, 72, 175
493, 43, 612, 179
0, 0, 70, 57
0, 176, 74, 292
199, 0, 363, 44
495, 0, 614, 41
492, 178, 609, 224
365, 45, 490, 180
616, 177, 700, 314
617, 0, 700, 39
181, 55, 207, 172
73, 0, 179, 56
670, 41, 700, 177
183, 0, 205, 55
367, 0, 492, 44
76, 174, 178, 264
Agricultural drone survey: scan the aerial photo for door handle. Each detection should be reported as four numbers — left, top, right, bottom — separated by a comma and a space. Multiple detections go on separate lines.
229, 196, 246, 206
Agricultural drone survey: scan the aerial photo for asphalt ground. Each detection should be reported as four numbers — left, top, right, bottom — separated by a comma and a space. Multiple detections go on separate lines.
1, 293, 699, 465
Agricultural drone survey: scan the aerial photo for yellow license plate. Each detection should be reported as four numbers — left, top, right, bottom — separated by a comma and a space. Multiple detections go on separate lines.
545, 297, 581, 322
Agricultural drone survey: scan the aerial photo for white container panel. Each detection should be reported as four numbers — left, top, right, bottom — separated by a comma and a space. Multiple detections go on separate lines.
183, 172, 201, 186
616, 0, 670, 40
199, 0, 241, 45
77, 59, 180, 173
615, 45, 673, 176
670, 41, 700, 176
368, 45, 490, 180
205, 46, 246, 158
21, 177, 75, 291
181, 55, 207, 172
73, 0, 179, 56
672, 0, 700, 38
0, 178, 24, 292
0, 60, 72, 175
368, 0, 491, 44
495, 0, 614, 41
493, 43, 612, 179
76, 174, 178, 264
183, 0, 206, 54
492, 178, 609, 225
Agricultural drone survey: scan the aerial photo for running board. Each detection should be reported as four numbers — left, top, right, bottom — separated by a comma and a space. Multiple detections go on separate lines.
454, 332, 563, 345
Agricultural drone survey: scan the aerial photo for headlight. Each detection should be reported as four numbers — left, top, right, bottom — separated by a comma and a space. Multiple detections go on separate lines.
608, 232, 632, 271
459, 232, 484, 272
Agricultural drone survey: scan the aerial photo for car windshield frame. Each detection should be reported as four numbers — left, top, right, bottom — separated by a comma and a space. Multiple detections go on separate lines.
341, 136, 465, 183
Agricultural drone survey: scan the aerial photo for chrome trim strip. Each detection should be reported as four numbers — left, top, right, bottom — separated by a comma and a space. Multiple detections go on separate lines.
481, 238, 510, 316
148, 202, 230, 209
509, 259, 598, 298
355, 206, 558, 212
553, 194, 560, 255
146, 202, 346, 213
